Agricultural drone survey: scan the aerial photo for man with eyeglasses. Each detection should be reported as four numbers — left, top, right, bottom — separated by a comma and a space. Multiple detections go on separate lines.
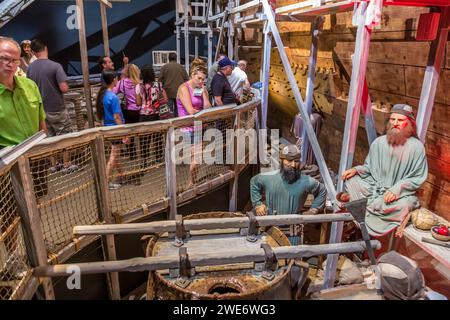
0, 37, 47, 150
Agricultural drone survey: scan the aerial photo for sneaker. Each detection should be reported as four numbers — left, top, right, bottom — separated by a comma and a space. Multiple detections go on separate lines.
108, 182, 121, 190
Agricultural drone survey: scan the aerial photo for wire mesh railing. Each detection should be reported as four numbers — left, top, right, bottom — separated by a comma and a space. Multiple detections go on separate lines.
28, 142, 100, 254
173, 115, 235, 194
104, 130, 167, 217
0, 99, 259, 299
0, 167, 33, 300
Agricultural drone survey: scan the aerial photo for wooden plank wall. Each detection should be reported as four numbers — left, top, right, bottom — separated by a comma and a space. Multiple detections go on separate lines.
240, 1, 450, 221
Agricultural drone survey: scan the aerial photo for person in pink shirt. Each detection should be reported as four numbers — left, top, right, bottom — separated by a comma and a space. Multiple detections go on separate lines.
176, 59, 211, 186
113, 63, 140, 163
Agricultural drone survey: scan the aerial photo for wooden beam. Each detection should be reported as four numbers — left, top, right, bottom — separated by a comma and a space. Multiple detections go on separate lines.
416, 8, 450, 142
34, 240, 381, 277
183, 0, 189, 72
99, 1, 110, 56
12, 157, 55, 299
73, 213, 353, 236
76, 0, 95, 128
165, 127, 177, 220
327, 1, 372, 289
215, 8, 229, 61
98, 0, 112, 9
93, 137, 121, 300
260, 21, 271, 129
229, 111, 240, 211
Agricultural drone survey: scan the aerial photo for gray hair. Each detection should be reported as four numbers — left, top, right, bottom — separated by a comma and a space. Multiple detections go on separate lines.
238, 60, 247, 67
0, 36, 21, 54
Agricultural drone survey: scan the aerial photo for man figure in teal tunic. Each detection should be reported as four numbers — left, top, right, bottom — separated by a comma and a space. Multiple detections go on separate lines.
340, 104, 428, 238
250, 144, 327, 217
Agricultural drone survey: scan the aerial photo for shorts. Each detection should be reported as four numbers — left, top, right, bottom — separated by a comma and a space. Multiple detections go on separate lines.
45, 109, 73, 137
181, 131, 196, 144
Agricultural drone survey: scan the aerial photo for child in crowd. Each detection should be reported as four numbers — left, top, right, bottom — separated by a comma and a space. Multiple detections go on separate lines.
96, 70, 129, 189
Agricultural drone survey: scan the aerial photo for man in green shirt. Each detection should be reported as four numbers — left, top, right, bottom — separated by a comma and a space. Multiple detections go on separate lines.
0, 37, 46, 149
250, 144, 326, 244
250, 144, 326, 216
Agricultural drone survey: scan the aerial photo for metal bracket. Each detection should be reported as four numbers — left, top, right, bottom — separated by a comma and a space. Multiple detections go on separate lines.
175, 277, 191, 289
173, 214, 187, 247
174, 247, 193, 288
260, 243, 278, 281
246, 210, 259, 242
179, 247, 191, 277
293, 259, 310, 299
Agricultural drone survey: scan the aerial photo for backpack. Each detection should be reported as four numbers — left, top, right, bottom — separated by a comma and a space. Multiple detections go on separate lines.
157, 82, 173, 119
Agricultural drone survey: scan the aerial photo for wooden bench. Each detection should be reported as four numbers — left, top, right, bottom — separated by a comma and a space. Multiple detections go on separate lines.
396, 212, 450, 298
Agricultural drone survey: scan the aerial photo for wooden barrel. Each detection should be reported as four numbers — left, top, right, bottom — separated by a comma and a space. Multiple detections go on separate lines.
145, 212, 294, 300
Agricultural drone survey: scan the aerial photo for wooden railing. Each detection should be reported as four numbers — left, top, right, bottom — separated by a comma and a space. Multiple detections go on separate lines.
0, 99, 259, 299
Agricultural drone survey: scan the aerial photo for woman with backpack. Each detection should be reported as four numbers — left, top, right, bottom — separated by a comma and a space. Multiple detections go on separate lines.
136, 65, 167, 167
136, 65, 167, 122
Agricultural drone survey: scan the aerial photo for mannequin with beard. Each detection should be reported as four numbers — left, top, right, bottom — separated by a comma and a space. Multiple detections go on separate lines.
250, 144, 327, 242
339, 104, 428, 241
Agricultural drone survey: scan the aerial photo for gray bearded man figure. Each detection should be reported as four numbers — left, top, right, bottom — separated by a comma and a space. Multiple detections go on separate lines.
338, 104, 428, 240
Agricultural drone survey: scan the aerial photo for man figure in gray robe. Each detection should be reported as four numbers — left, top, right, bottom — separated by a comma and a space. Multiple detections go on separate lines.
339, 104, 428, 238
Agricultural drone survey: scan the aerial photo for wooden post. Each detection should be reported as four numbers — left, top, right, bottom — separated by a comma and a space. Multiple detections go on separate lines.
301, 16, 323, 163
234, 0, 240, 61
229, 111, 241, 211
165, 127, 177, 220
214, 9, 228, 61
92, 137, 121, 300
99, 1, 110, 57
327, 1, 371, 289
260, 21, 271, 129
12, 157, 55, 299
194, 2, 199, 58
227, 2, 235, 60
361, 78, 377, 145
176, 0, 181, 63
76, 0, 95, 128
416, 7, 450, 142
207, 28, 213, 69
318, 222, 329, 266
183, 0, 190, 72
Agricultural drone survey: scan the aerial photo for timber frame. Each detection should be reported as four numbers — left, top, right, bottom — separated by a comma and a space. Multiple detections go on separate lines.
0, 0, 448, 299
178, 0, 450, 288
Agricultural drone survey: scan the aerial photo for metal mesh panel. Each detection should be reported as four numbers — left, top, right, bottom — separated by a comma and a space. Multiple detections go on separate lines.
104, 131, 167, 215
240, 109, 258, 164
240, 108, 257, 130
175, 116, 234, 193
29, 143, 99, 254
0, 171, 32, 300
